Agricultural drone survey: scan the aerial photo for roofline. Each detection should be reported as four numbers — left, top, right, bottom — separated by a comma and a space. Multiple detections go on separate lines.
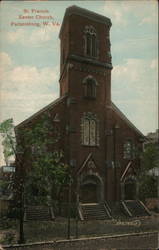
59, 5, 112, 39
77, 153, 92, 175
111, 102, 145, 138
15, 95, 67, 130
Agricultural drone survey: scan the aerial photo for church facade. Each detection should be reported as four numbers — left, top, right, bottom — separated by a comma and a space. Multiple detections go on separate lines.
16, 6, 145, 205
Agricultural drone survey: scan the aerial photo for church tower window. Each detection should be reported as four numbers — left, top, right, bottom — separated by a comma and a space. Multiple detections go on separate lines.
83, 75, 97, 99
84, 26, 98, 57
81, 112, 99, 146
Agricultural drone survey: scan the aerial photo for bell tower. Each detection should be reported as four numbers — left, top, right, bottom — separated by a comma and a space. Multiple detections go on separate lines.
59, 6, 113, 204
59, 5, 112, 106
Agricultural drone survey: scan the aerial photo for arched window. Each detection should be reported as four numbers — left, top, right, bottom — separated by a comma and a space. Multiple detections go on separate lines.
83, 75, 97, 99
81, 112, 99, 146
84, 26, 98, 57
123, 139, 135, 159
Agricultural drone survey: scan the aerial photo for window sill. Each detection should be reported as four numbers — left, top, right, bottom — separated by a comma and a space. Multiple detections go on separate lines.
81, 144, 99, 147
83, 97, 96, 100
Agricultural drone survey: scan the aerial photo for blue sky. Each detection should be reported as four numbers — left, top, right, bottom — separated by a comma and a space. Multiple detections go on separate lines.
0, 0, 158, 165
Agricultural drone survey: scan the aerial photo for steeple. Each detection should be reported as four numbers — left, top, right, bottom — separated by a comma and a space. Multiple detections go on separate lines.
59, 5, 113, 106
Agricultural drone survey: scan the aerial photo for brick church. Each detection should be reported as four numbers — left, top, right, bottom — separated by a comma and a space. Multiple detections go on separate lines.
16, 6, 149, 218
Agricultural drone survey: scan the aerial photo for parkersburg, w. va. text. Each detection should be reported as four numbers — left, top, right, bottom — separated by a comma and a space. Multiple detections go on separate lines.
10, 8, 60, 28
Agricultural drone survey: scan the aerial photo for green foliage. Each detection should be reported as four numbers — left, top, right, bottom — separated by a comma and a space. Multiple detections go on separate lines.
21, 113, 69, 205
0, 114, 69, 206
141, 143, 159, 172
0, 118, 15, 164
138, 143, 159, 200
25, 150, 69, 205
139, 175, 158, 200
0, 179, 11, 196
2, 231, 15, 244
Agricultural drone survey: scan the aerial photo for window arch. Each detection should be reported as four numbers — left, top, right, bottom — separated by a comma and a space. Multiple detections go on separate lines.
84, 26, 98, 57
81, 112, 99, 146
83, 75, 98, 99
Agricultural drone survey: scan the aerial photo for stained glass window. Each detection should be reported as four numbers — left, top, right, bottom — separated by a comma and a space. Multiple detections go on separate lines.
81, 113, 99, 146
90, 120, 96, 145
83, 119, 90, 145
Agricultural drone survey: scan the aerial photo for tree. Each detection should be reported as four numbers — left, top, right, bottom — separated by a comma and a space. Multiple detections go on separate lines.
0, 119, 16, 199
0, 114, 69, 242
141, 143, 158, 172
19, 113, 69, 207
0, 118, 15, 165
138, 143, 159, 201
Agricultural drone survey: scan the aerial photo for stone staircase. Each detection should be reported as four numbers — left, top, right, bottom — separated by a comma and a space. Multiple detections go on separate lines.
24, 206, 55, 221
80, 203, 111, 220
109, 201, 128, 219
121, 200, 151, 217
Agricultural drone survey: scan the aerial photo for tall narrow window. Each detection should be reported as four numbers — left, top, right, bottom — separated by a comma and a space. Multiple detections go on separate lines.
81, 113, 99, 146
83, 75, 97, 99
90, 120, 96, 145
83, 119, 90, 145
86, 33, 91, 55
123, 139, 135, 159
92, 34, 97, 57
84, 26, 98, 58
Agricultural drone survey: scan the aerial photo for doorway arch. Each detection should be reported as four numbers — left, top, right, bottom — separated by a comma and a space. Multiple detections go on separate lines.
80, 174, 104, 203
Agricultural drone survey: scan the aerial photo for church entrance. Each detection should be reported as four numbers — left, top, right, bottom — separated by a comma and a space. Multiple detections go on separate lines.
81, 183, 97, 203
80, 174, 103, 203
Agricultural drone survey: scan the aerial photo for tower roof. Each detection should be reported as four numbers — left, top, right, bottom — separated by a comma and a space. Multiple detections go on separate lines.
59, 5, 112, 38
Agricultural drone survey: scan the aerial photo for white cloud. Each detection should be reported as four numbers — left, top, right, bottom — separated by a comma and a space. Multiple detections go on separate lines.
139, 6, 158, 26
0, 52, 12, 68
6, 25, 60, 46
0, 52, 59, 125
6, 29, 26, 44
0, 52, 13, 86
112, 58, 158, 134
102, 1, 158, 26
150, 59, 158, 69
103, 1, 127, 26
29, 25, 59, 44
0, 53, 59, 92
140, 17, 153, 25
8, 66, 58, 85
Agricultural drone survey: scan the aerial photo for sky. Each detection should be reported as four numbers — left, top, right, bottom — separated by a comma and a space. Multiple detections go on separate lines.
0, 0, 158, 165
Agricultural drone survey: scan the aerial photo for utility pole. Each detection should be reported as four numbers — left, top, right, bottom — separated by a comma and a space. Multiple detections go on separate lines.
18, 179, 25, 244
67, 178, 71, 239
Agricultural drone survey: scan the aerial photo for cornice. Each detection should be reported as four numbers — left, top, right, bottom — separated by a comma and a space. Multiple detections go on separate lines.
68, 54, 113, 69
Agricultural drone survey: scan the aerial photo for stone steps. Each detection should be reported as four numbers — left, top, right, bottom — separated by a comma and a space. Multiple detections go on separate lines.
24, 206, 55, 221
121, 200, 151, 217
80, 203, 111, 220
109, 201, 128, 219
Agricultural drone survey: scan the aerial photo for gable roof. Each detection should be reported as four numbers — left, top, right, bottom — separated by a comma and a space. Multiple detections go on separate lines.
77, 153, 92, 175
120, 161, 132, 182
16, 95, 67, 130
111, 102, 145, 138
